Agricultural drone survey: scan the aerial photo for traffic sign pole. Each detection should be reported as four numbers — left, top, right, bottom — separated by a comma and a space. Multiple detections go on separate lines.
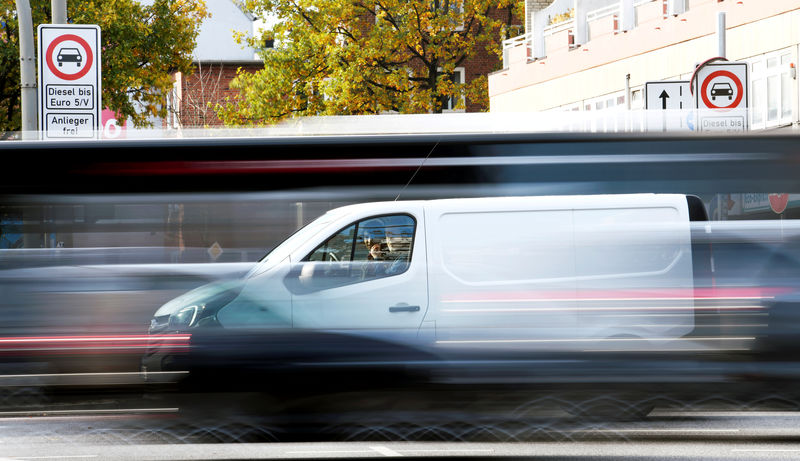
717, 12, 726, 59
15, 0, 37, 139
51, 0, 67, 24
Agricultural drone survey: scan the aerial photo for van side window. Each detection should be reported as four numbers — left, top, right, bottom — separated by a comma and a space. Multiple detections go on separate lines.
355, 215, 415, 278
288, 214, 416, 294
306, 224, 356, 262
305, 215, 415, 267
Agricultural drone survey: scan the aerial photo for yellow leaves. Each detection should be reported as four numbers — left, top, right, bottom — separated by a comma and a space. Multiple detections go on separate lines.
465, 74, 488, 110
232, 30, 248, 45
548, 8, 574, 26
76, 0, 207, 127
212, 0, 515, 124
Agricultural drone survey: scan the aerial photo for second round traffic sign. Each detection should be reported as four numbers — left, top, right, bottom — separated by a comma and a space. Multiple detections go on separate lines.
45, 34, 94, 81
699, 69, 744, 110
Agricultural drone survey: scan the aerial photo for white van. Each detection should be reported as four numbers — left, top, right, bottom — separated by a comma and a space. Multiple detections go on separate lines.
149, 194, 705, 352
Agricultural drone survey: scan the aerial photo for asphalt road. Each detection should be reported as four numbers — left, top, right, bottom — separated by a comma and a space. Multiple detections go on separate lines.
3, 407, 800, 460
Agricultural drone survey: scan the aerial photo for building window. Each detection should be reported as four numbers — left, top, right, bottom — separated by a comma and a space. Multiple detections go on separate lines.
583, 91, 628, 133
631, 89, 643, 110
781, 54, 792, 119
752, 77, 765, 126
166, 77, 181, 130
750, 50, 794, 130
439, 67, 465, 112
585, 91, 625, 111
432, 0, 464, 31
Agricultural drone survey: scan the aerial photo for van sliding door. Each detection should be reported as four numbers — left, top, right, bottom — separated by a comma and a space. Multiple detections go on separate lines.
573, 202, 694, 347
428, 205, 578, 348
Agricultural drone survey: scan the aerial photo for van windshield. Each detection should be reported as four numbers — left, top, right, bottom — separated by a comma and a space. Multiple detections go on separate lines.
245, 210, 342, 277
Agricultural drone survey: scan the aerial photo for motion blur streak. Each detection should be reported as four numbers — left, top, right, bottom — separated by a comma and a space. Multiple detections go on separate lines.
86, 152, 770, 177
8, 134, 800, 445
441, 287, 789, 303
0, 335, 190, 354
88, 159, 424, 175
443, 306, 764, 312
436, 337, 755, 344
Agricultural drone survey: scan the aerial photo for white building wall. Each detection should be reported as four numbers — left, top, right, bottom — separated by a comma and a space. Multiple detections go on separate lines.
490, 1, 800, 130
194, 0, 259, 62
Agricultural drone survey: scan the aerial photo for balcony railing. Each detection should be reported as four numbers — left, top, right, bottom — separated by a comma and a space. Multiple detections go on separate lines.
506, 0, 678, 66
502, 31, 533, 69
543, 18, 575, 36
586, 3, 620, 22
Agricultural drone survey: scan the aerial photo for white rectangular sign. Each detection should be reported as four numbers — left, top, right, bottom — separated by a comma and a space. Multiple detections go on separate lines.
45, 113, 95, 138
644, 81, 694, 132
693, 62, 748, 132
37, 24, 101, 139
697, 114, 746, 132
645, 81, 692, 110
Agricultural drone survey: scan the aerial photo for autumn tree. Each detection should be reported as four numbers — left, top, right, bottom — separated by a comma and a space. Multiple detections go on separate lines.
0, 0, 207, 133
216, 0, 522, 125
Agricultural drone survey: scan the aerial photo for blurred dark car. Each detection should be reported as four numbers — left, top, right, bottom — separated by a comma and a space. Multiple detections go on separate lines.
142, 279, 436, 397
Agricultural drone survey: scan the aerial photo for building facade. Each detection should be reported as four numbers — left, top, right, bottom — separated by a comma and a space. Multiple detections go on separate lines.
171, 1, 525, 123
490, 0, 800, 132
167, 0, 262, 128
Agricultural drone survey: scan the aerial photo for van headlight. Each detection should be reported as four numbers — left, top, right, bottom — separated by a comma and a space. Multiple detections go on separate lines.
168, 305, 201, 329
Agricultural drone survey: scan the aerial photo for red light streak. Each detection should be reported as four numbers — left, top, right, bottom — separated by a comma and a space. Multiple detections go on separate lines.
0, 335, 191, 355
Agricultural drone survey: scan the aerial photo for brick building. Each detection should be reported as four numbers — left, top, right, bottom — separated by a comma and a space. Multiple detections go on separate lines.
420, 3, 533, 113
166, 0, 262, 129
461, 4, 536, 112
169, 60, 261, 128
452, 0, 552, 112
169, 0, 535, 126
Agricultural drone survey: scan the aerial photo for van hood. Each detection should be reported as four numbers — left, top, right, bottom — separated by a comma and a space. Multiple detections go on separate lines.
154, 279, 245, 317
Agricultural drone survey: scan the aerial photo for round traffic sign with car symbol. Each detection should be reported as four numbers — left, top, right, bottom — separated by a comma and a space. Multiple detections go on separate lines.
700, 70, 744, 110
710, 82, 733, 101
57, 47, 83, 67
45, 34, 93, 80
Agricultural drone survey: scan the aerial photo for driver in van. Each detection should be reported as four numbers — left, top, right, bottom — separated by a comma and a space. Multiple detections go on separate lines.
361, 225, 410, 278
361, 231, 387, 279
368, 243, 384, 260
363, 232, 386, 261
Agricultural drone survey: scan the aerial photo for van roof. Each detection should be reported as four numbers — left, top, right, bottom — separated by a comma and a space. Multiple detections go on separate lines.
328, 193, 686, 215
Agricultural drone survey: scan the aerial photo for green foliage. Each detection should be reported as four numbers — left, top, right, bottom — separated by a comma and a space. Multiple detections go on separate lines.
0, 0, 207, 132
217, 0, 521, 125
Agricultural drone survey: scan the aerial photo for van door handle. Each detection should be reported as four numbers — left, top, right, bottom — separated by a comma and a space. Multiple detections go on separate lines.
389, 304, 421, 313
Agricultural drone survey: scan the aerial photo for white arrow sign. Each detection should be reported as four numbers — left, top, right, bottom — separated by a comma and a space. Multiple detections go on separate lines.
645, 81, 693, 132
645, 81, 692, 110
